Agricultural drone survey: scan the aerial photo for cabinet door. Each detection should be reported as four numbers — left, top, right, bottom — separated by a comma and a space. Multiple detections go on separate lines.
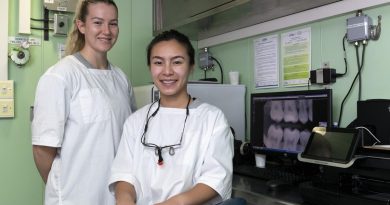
154, 0, 342, 40
161, 0, 233, 27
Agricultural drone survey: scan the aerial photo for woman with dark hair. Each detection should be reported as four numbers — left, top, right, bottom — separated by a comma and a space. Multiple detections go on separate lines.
109, 30, 245, 205
32, 0, 136, 204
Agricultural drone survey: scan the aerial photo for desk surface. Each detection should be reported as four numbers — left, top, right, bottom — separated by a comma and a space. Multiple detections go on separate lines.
232, 174, 304, 205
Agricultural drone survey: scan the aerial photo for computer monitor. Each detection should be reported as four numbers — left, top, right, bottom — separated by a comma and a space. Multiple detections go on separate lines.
250, 89, 333, 159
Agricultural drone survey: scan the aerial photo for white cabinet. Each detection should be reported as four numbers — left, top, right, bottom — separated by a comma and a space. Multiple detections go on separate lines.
153, 0, 341, 40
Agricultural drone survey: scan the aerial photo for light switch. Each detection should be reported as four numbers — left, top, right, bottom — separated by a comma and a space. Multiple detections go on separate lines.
0, 99, 14, 118
0, 80, 14, 99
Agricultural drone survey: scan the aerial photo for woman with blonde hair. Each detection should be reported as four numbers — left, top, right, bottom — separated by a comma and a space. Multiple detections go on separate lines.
32, 0, 136, 204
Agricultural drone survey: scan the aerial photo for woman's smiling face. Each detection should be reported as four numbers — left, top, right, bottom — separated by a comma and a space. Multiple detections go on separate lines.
149, 39, 193, 101
77, 2, 119, 55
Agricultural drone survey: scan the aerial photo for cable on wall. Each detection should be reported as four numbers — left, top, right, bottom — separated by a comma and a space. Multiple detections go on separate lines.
211, 56, 224, 84
337, 41, 367, 126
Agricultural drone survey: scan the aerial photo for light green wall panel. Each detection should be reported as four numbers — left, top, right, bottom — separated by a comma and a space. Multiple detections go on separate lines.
129, 0, 154, 85
195, 40, 252, 85
0, 1, 45, 204
108, 1, 132, 79
109, 0, 154, 86
206, 4, 390, 136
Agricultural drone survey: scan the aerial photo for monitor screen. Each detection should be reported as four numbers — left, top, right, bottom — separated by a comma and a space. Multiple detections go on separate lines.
250, 89, 333, 156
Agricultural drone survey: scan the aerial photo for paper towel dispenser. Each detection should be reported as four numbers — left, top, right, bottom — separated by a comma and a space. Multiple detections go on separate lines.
153, 0, 341, 40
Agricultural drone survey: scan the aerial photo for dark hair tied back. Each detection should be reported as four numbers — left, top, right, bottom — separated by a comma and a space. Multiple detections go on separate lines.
147, 30, 195, 66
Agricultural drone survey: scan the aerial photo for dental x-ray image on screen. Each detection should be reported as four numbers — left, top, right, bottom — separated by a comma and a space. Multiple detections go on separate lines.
263, 99, 313, 152
250, 89, 332, 156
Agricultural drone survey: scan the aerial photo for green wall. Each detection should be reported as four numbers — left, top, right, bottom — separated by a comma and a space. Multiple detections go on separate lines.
202, 4, 390, 135
0, 0, 152, 204
1, 1, 390, 204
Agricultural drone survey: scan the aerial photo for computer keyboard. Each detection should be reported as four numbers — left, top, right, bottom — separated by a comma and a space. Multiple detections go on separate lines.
233, 164, 311, 185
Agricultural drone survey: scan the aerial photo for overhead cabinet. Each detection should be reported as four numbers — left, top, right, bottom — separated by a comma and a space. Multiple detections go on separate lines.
153, 0, 341, 40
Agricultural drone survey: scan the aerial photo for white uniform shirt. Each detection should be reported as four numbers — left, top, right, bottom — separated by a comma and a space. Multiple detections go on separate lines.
32, 54, 136, 205
109, 100, 233, 205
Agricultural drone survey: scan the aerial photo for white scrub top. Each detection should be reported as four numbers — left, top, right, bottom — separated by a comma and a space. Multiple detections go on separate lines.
32, 53, 136, 205
109, 100, 233, 205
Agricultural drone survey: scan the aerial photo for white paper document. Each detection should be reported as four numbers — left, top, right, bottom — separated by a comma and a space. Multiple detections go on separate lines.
254, 34, 279, 88
281, 27, 311, 87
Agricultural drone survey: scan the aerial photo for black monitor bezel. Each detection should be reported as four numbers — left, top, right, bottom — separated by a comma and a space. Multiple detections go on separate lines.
250, 89, 333, 158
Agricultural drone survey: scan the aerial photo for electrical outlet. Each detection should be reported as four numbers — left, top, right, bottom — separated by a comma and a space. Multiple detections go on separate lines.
54, 14, 69, 36
0, 80, 14, 99
0, 99, 14, 118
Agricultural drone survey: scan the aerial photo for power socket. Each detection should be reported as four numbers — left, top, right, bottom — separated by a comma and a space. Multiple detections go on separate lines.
54, 14, 69, 36
0, 80, 14, 99
0, 99, 14, 118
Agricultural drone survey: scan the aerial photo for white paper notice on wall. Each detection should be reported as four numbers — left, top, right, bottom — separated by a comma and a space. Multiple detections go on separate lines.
45, 0, 54, 3
281, 27, 311, 87
8, 36, 41, 46
254, 34, 279, 89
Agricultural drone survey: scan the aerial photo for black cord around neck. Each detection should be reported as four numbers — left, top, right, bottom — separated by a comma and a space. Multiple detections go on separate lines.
141, 94, 191, 166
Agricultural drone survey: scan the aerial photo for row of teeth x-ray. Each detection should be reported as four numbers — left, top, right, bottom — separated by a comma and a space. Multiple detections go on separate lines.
263, 99, 313, 152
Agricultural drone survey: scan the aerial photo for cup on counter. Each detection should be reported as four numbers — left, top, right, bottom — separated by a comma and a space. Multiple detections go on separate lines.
229, 71, 239, 85
255, 153, 266, 168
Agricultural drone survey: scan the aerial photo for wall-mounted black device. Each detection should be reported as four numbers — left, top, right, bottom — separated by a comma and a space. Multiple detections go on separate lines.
310, 68, 336, 84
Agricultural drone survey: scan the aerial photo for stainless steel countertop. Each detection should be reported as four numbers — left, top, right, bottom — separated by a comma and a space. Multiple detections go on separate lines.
232, 175, 304, 205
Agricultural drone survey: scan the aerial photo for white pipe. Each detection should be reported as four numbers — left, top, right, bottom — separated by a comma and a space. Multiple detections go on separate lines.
198, 0, 390, 48
19, 0, 31, 34
0, 0, 9, 80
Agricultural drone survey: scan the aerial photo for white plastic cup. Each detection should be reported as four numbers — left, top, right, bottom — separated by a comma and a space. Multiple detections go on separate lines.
255, 154, 266, 168
229, 71, 239, 85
